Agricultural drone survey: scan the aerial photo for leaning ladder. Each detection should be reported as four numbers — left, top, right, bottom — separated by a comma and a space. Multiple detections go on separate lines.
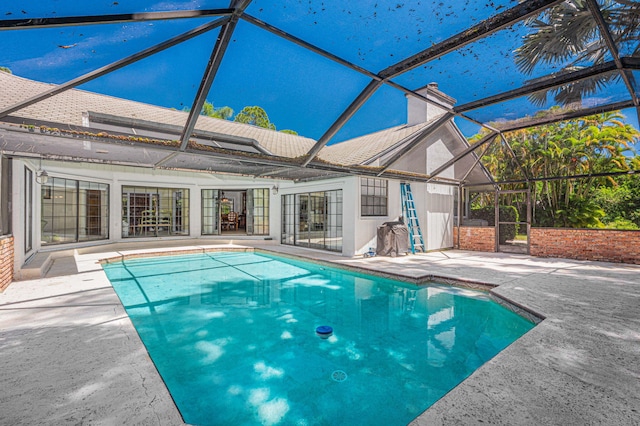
400, 183, 425, 254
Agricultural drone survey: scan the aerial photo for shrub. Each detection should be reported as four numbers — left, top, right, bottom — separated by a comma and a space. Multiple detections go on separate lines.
604, 218, 640, 230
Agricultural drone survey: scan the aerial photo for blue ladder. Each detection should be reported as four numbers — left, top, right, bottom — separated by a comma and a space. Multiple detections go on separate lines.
401, 183, 425, 254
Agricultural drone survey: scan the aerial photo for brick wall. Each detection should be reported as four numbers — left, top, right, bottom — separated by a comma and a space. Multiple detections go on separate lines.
0, 235, 14, 292
531, 228, 640, 265
454, 226, 496, 252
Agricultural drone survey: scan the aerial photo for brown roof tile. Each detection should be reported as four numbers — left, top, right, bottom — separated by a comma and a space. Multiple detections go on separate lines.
318, 120, 437, 165
0, 72, 447, 164
0, 72, 315, 158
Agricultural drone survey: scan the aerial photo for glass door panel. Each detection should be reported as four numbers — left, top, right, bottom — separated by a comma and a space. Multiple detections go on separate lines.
202, 189, 220, 235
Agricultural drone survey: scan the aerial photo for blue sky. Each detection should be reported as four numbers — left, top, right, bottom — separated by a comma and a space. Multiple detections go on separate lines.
1, 0, 639, 149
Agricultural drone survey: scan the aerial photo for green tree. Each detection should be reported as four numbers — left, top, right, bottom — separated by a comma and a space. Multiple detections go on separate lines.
234, 106, 276, 130
471, 110, 639, 227
201, 101, 234, 120
0, 66, 11, 74
183, 102, 298, 134
280, 129, 298, 135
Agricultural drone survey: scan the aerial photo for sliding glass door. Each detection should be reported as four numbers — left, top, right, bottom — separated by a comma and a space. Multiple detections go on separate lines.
41, 177, 109, 245
281, 190, 342, 252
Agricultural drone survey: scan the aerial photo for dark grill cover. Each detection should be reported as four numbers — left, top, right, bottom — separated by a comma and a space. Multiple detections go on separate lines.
376, 222, 409, 257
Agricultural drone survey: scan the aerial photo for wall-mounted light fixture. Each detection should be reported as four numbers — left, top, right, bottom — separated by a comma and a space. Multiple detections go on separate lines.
271, 185, 279, 195
35, 158, 49, 184
36, 169, 49, 184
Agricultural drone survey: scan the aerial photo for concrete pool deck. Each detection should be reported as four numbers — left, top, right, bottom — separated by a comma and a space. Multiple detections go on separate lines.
1, 240, 639, 425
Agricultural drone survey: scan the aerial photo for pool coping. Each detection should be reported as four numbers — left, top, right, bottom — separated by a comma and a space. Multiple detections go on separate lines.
5, 242, 639, 425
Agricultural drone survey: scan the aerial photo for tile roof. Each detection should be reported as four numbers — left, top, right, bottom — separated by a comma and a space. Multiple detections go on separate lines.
0, 72, 316, 158
0, 72, 456, 167
317, 120, 436, 166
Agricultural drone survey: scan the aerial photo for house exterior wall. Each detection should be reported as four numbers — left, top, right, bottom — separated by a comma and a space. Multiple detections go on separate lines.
350, 177, 454, 255
380, 125, 458, 252
10, 157, 387, 264
352, 178, 401, 256
280, 175, 394, 257
11, 158, 292, 272
425, 183, 454, 250
11, 159, 34, 273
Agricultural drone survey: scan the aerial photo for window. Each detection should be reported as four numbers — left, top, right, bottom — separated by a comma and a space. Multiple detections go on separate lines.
282, 190, 342, 252
122, 186, 189, 238
361, 178, 388, 216
41, 177, 109, 245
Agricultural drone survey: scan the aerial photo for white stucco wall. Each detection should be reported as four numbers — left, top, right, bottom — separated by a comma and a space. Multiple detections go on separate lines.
374, 126, 458, 252
348, 176, 453, 255
424, 138, 455, 250
406, 84, 455, 126
351, 178, 402, 256
425, 183, 454, 250
11, 158, 296, 271
12, 159, 34, 272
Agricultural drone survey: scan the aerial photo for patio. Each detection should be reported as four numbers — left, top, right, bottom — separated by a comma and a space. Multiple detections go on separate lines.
1, 242, 638, 425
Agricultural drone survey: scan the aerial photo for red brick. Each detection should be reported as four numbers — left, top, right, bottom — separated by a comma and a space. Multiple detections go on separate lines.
455, 226, 639, 265
0, 236, 14, 291
454, 226, 496, 252
531, 228, 640, 265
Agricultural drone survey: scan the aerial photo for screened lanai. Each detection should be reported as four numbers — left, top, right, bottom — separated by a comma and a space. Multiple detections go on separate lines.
1, 0, 638, 187
2, 6, 640, 424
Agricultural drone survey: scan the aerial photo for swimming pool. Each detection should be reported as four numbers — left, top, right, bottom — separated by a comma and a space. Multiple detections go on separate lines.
103, 251, 535, 425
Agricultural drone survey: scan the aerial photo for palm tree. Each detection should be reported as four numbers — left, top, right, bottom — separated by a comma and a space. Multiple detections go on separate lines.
515, 0, 640, 106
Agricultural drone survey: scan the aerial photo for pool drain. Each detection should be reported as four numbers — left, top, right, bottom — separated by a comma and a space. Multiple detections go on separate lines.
331, 370, 347, 382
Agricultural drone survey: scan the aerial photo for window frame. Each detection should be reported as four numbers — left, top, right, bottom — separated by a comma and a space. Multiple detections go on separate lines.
121, 185, 189, 238
41, 176, 110, 245
360, 177, 388, 217
281, 189, 342, 252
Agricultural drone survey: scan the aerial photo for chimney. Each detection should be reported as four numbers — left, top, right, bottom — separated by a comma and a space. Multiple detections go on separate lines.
406, 82, 456, 126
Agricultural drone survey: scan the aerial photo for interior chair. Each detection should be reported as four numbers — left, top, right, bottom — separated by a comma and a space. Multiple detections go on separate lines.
227, 211, 238, 230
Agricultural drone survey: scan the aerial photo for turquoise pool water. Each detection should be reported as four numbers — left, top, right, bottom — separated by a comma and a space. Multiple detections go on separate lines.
103, 251, 534, 426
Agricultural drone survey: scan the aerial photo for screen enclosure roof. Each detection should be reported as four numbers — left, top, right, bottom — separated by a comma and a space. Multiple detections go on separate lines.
0, 0, 638, 185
